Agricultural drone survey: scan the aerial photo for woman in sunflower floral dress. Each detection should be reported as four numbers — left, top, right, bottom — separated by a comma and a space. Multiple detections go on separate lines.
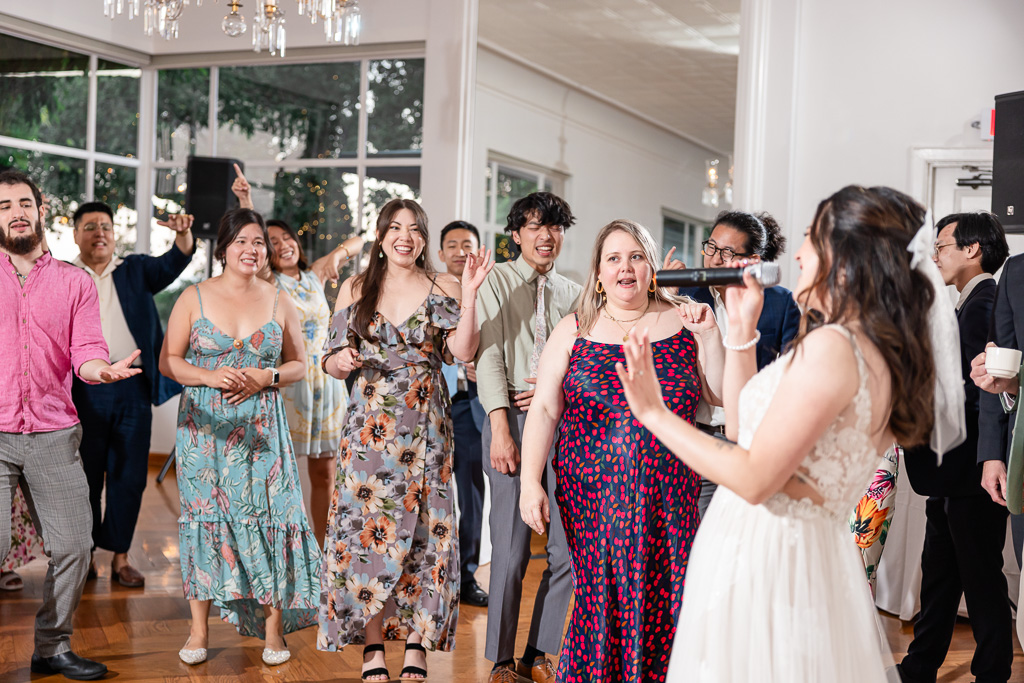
318, 198, 492, 681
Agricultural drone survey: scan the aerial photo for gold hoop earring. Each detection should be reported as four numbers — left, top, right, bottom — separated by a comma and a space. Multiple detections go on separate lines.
648, 274, 657, 294
595, 281, 604, 294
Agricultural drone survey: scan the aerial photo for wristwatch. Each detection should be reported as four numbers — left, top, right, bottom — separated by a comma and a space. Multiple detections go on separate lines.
271, 368, 280, 386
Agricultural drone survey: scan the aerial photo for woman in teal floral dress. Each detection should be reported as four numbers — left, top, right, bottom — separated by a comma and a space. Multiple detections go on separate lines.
160, 209, 322, 666
319, 198, 492, 681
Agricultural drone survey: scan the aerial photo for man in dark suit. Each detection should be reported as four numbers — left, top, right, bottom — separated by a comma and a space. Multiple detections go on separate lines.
675, 210, 801, 517
437, 220, 489, 608
899, 212, 1012, 683
70, 202, 195, 587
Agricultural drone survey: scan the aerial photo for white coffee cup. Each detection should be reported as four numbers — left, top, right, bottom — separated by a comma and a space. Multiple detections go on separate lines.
985, 346, 1023, 380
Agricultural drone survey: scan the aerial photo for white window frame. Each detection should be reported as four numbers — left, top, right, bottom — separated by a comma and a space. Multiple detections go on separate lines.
662, 208, 711, 270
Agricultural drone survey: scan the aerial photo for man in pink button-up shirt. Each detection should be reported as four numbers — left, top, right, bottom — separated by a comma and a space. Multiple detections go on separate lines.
0, 169, 141, 681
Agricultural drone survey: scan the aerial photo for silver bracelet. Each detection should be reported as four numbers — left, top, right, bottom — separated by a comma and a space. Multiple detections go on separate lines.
722, 330, 761, 351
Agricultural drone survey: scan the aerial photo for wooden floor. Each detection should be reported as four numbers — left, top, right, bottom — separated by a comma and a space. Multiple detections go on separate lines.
2, 462, 1023, 681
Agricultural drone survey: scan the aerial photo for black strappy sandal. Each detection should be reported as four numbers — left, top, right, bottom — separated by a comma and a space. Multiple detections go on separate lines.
362, 644, 391, 681
400, 642, 427, 680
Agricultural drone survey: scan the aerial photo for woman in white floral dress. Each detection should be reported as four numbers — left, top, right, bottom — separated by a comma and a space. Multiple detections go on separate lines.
318, 198, 492, 681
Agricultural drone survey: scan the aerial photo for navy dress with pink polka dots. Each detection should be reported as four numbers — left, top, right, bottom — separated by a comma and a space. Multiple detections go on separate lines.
554, 324, 702, 683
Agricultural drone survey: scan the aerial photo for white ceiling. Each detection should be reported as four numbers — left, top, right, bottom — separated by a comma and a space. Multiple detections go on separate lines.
478, 0, 740, 153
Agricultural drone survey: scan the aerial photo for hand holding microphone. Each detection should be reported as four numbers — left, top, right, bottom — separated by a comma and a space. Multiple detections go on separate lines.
653, 262, 781, 288
656, 260, 777, 338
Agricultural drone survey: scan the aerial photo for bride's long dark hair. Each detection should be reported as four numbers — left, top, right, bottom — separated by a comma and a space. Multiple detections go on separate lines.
350, 198, 433, 338
792, 185, 935, 447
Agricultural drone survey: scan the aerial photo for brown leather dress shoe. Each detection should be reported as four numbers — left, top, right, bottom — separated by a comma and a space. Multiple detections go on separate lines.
515, 657, 556, 683
111, 563, 145, 588
487, 664, 521, 683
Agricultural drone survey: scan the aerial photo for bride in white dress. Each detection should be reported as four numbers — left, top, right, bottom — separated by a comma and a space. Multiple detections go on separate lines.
615, 186, 964, 682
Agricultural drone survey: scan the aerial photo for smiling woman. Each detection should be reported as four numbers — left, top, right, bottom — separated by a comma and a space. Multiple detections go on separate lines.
158, 208, 322, 667
317, 198, 493, 681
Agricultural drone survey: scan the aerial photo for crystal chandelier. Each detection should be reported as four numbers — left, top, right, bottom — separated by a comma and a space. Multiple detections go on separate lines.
102, 0, 362, 52
104, 0, 203, 41
222, 0, 247, 36
701, 157, 734, 208
297, 0, 361, 45
252, 0, 287, 55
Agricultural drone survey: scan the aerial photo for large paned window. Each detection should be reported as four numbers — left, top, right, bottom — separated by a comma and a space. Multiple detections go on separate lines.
1, 31, 425, 322
0, 33, 141, 259
482, 155, 566, 263
152, 59, 424, 319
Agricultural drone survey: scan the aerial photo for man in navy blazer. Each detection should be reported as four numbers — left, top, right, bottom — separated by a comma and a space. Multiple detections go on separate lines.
675, 209, 801, 517
70, 202, 195, 587
899, 213, 1012, 683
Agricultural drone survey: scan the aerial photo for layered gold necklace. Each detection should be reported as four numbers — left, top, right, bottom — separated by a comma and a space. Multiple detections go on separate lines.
602, 301, 650, 341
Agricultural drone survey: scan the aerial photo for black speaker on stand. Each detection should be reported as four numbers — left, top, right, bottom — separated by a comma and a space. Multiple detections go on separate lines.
992, 90, 1024, 234
159, 156, 245, 485
185, 156, 244, 278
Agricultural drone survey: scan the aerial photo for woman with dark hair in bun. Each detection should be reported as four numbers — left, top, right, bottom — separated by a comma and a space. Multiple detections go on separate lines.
677, 210, 801, 517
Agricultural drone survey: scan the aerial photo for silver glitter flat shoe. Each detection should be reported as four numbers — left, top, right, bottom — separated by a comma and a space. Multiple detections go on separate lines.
178, 637, 207, 665
262, 647, 291, 665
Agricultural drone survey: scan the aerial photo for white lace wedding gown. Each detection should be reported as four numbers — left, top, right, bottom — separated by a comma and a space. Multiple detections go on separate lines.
667, 325, 890, 682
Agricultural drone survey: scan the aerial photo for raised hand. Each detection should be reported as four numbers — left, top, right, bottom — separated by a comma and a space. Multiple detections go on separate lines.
156, 213, 194, 233
614, 328, 668, 425
97, 350, 144, 383
231, 163, 253, 209
662, 246, 686, 271
461, 247, 495, 293
677, 301, 718, 337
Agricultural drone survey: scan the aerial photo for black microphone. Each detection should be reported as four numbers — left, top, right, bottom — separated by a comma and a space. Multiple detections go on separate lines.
655, 262, 781, 289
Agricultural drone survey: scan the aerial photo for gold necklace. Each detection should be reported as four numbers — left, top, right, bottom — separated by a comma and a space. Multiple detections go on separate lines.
602, 301, 650, 341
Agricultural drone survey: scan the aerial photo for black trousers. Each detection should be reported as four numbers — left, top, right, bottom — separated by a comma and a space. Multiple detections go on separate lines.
451, 394, 484, 582
72, 375, 152, 555
901, 494, 1013, 683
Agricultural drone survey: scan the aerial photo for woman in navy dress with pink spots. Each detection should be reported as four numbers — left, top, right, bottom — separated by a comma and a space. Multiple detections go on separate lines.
518, 220, 725, 682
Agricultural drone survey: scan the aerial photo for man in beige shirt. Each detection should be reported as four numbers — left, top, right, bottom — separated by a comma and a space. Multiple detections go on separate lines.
476, 192, 581, 683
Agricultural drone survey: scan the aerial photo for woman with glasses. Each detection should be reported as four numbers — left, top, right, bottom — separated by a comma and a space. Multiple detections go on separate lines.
677, 210, 801, 517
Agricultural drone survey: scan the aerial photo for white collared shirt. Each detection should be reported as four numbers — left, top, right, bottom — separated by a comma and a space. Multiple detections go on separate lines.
956, 272, 994, 311
694, 287, 728, 428
72, 256, 141, 366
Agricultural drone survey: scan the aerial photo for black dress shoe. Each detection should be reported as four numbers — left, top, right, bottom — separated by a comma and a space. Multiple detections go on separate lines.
31, 651, 108, 680
461, 579, 489, 607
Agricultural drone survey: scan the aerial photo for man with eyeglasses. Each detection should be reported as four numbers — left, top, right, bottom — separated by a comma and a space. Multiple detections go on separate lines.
70, 201, 195, 589
676, 210, 801, 518
898, 212, 1013, 683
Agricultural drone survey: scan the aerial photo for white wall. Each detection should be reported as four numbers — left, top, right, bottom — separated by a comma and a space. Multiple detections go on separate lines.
738, 0, 1024, 288
472, 48, 719, 282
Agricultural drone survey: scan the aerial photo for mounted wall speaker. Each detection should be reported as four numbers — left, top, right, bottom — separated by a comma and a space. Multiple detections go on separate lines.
185, 156, 243, 241
992, 90, 1024, 234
